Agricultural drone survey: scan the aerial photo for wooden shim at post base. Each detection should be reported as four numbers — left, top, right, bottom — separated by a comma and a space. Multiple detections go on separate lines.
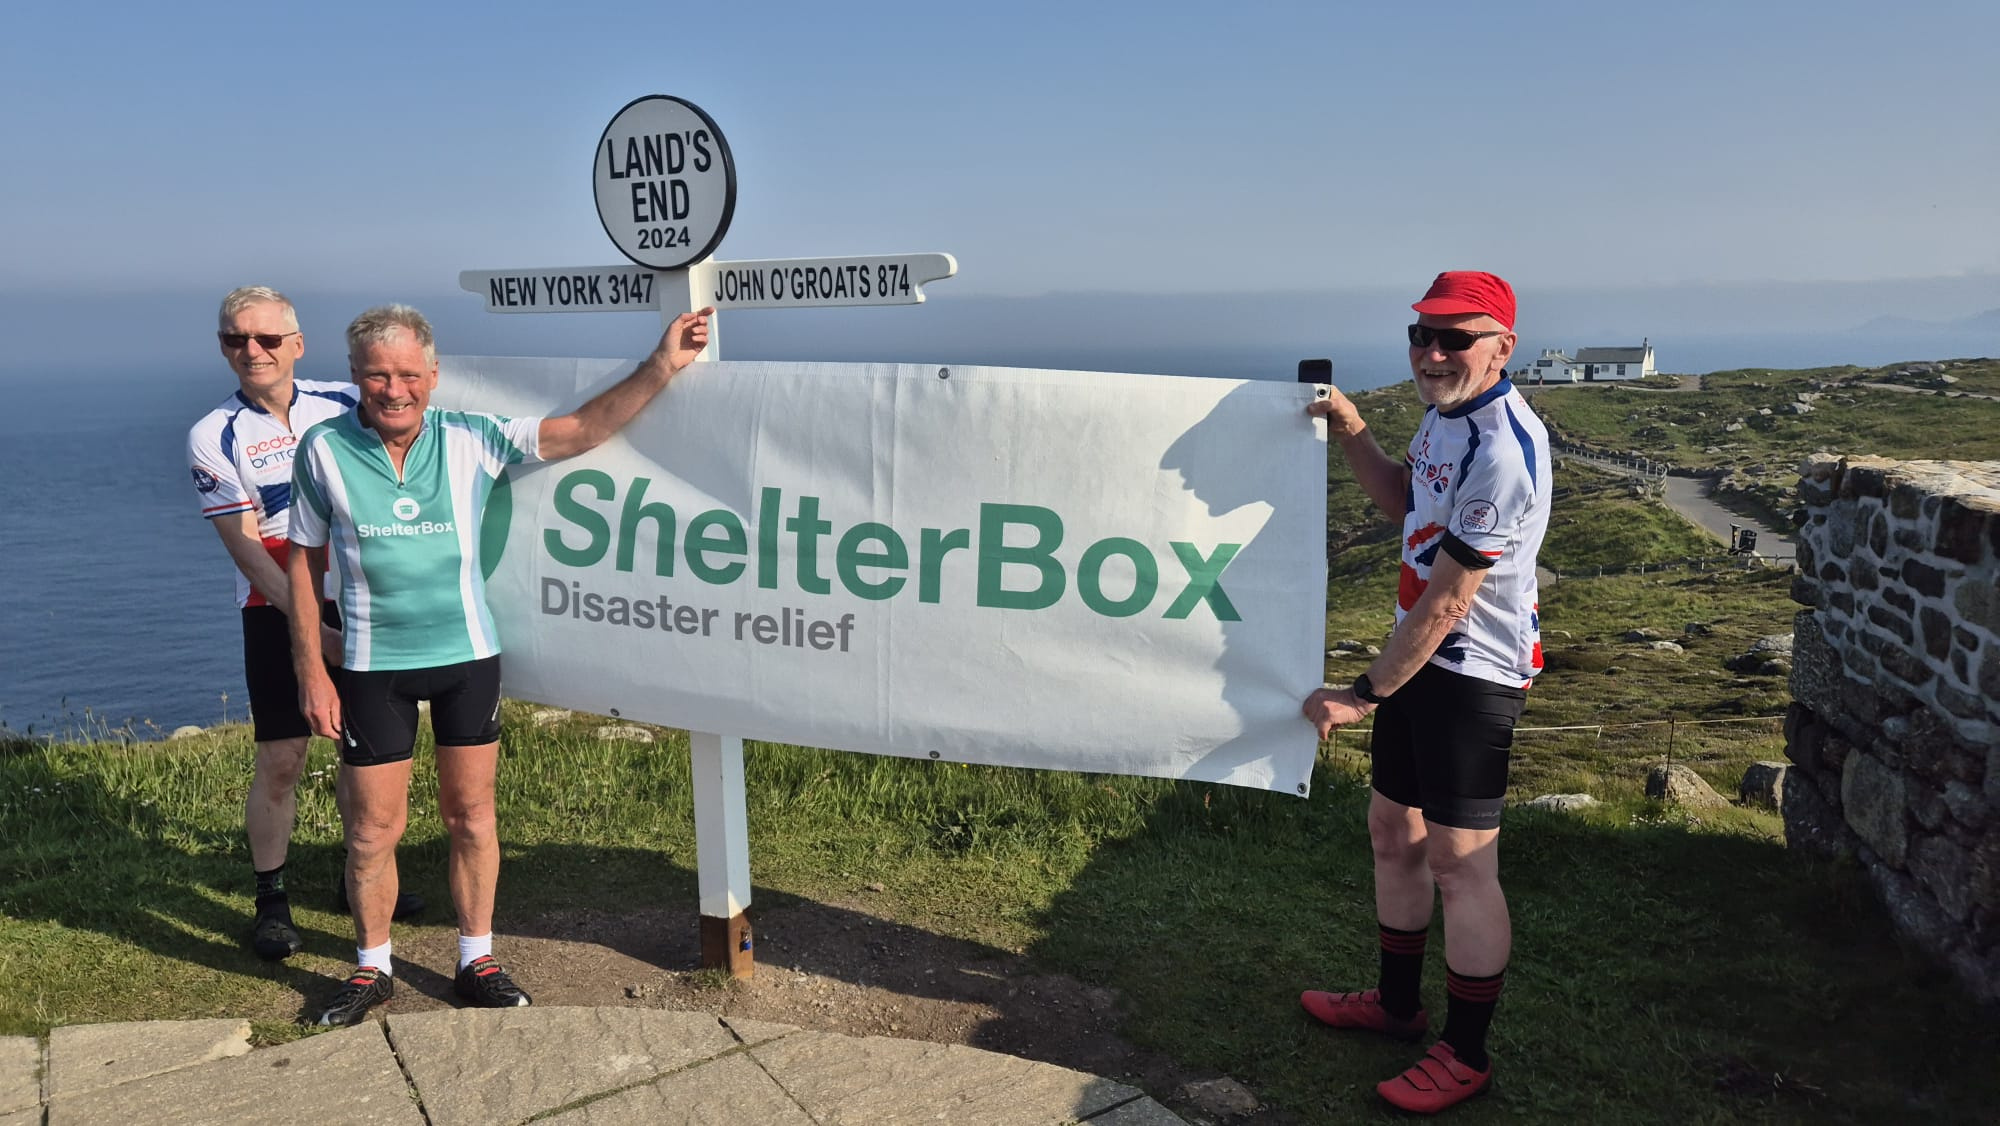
701, 911, 754, 979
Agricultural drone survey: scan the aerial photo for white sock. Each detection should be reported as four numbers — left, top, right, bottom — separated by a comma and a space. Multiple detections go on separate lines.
358, 942, 393, 974
458, 933, 493, 969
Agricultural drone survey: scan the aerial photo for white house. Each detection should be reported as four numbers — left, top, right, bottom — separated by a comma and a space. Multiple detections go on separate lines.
1519, 340, 1657, 383
1571, 340, 1656, 381
1524, 349, 1580, 383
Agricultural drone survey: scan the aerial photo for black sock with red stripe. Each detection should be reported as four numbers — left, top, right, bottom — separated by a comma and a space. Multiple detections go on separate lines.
1441, 967, 1505, 1071
1376, 924, 1428, 1019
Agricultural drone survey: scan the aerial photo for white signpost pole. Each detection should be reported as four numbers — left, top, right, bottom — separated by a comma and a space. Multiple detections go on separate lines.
457, 95, 956, 978
665, 259, 752, 976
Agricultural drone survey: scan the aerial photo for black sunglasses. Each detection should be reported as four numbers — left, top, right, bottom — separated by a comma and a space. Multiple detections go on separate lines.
218, 331, 298, 350
1407, 324, 1505, 351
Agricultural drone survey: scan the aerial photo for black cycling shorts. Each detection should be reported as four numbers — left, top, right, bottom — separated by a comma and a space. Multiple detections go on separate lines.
241, 602, 340, 743
335, 656, 503, 767
1368, 661, 1528, 831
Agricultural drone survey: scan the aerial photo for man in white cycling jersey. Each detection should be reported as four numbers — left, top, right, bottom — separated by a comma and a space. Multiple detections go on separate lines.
288, 302, 711, 1026
1299, 271, 1550, 1115
186, 286, 420, 962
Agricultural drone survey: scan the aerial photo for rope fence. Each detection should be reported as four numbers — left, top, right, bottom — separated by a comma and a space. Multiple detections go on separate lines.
1545, 553, 1792, 579
1319, 713, 1789, 791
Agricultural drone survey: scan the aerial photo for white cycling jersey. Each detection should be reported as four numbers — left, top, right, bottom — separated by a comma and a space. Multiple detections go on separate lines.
1398, 378, 1551, 688
188, 380, 358, 608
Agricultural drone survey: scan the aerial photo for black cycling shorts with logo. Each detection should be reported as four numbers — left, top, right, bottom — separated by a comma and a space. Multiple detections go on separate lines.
242, 602, 341, 743
1368, 661, 1529, 831
335, 656, 503, 767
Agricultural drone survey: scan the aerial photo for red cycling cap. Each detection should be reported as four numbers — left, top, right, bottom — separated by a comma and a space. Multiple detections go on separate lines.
1412, 271, 1515, 329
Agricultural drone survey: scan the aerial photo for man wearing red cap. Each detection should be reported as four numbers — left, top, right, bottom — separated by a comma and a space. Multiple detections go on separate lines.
1300, 271, 1551, 1113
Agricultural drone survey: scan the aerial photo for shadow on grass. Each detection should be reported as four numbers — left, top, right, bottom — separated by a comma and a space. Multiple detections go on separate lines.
1022, 762, 2000, 1124
0, 759, 367, 1031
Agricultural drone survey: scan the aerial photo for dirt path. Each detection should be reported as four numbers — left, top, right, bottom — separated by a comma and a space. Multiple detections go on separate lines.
1559, 450, 1795, 559
1856, 381, 2000, 403
1659, 475, 1795, 559
373, 898, 1275, 1122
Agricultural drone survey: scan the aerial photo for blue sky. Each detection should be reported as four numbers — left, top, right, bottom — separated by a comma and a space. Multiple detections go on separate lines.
2, 0, 1997, 376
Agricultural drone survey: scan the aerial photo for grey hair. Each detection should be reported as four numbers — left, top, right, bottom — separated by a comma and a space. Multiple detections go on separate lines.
218, 286, 299, 331
346, 304, 437, 365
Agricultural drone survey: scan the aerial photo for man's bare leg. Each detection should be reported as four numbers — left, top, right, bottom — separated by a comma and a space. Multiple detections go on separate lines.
1427, 821, 1509, 1073
437, 742, 500, 940
247, 736, 310, 870
343, 758, 413, 953
436, 741, 528, 1007
1427, 823, 1508, 974
1370, 792, 1433, 930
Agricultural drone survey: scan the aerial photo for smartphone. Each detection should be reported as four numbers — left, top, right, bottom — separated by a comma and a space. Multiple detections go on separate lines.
1297, 358, 1332, 384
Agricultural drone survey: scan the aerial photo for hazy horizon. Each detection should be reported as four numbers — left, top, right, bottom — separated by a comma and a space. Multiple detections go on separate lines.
6, 273, 1994, 389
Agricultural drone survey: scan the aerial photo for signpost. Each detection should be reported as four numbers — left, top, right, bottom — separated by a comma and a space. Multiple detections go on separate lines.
459, 95, 958, 979
594, 95, 737, 271
459, 253, 957, 315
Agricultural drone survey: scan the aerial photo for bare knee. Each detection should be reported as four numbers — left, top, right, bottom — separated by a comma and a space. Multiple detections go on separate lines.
1427, 844, 1501, 900
1368, 809, 1426, 868
441, 796, 495, 843
347, 809, 407, 859
252, 740, 310, 792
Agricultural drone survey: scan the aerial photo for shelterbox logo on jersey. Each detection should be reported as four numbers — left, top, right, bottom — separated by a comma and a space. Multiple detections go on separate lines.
360, 495, 453, 538
502, 470, 1245, 621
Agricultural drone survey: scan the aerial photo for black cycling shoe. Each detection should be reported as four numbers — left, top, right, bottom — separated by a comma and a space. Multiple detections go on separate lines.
314, 967, 393, 1027
250, 911, 303, 961
454, 955, 532, 1008
332, 881, 426, 922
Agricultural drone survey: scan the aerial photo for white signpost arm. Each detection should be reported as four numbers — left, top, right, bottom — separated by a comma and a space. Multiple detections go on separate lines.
668, 263, 747, 974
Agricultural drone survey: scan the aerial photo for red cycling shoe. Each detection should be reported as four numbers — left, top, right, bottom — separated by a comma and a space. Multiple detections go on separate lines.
1298, 988, 1428, 1041
1376, 1041, 1492, 1115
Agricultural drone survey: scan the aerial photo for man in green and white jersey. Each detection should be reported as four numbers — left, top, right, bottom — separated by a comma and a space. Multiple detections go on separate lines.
287, 302, 711, 1026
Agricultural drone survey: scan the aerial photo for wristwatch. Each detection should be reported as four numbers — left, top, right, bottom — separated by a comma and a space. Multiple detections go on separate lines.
1351, 672, 1391, 704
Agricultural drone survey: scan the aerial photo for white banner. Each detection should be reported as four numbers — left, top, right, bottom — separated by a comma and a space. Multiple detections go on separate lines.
435, 359, 1328, 795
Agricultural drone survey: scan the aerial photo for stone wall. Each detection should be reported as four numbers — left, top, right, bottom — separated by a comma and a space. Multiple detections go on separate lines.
1785, 455, 1999, 1003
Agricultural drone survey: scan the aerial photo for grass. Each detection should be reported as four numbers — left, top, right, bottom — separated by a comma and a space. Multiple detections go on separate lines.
1521, 357, 2000, 531
6, 714, 1997, 1122
6, 359, 1996, 1121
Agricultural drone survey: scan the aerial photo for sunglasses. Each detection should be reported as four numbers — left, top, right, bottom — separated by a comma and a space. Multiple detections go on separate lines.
218, 331, 298, 350
1407, 324, 1506, 351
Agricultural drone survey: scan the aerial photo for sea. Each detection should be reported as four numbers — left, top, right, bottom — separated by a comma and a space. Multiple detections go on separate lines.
0, 344, 1385, 739
1, 327, 1982, 738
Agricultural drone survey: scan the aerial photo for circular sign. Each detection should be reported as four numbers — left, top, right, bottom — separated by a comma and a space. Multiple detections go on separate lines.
593, 95, 737, 271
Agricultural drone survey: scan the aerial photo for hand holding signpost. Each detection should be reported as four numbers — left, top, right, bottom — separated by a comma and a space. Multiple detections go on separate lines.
657, 306, 715, 375
537, 306, 718, 461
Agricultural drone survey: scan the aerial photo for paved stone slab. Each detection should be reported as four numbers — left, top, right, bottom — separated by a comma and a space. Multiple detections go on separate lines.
719, 1015, 800, 1047
46, 1018, 250, 1098
541, 1051, 814, 1125
49, 1024, 419, 1126
0, 1036, 38, 1114
1, 1107, 43, 1126
388, 1007, 742, 1126
1083, 1096, 1188, 1124
752, 1031, 1144, 1125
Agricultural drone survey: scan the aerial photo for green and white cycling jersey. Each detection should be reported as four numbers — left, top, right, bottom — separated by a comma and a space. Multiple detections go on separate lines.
290, 408, 542, 671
